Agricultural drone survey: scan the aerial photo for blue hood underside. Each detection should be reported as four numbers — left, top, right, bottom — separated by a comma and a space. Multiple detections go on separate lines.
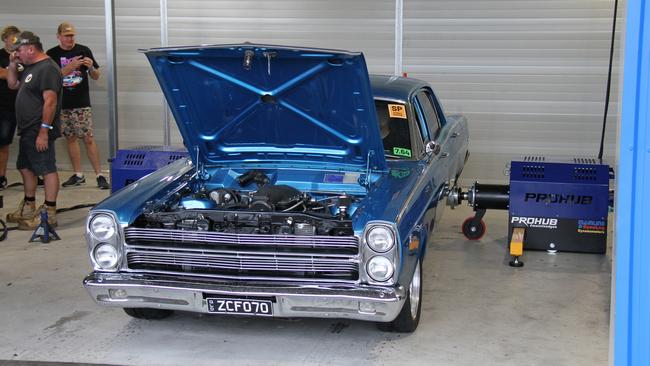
143, 43, 387, 173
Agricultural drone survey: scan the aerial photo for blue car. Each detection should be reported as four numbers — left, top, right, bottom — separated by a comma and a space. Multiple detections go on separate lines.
83, 44, 469, 333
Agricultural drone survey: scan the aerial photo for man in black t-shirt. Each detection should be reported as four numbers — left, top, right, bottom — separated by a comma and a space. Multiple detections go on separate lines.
47, 22, 108, 190
0, 25, 21, 190
5, 31, 62, 230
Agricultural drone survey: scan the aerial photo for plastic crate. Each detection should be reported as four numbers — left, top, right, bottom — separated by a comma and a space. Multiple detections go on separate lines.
110, 146, 188, 192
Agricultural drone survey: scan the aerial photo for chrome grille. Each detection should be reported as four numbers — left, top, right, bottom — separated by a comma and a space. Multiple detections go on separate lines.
123, 227, 359, 282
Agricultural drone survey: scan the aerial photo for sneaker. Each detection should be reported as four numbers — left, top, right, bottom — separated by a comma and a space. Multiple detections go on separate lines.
0, 176, 6, 190
96, 175, 110, 190
62, 174, 86, 187
37, 176, 44, 186
6, 199, 36, 223
18, 205, 57, 230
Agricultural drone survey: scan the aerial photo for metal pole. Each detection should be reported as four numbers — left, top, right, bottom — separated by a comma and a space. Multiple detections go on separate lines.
160, 0, 171, 146
104, 0, 118, 157
394, 0, 403, 76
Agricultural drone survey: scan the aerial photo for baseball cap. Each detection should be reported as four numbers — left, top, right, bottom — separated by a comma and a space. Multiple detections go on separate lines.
57, 22, 76, 36
11, 31, 41, 50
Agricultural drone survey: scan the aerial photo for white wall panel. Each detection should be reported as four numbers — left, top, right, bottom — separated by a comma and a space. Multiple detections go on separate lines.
403, 0, 622, 163
1, 0, 623, 179
0, 0, 109, 172
104, 0, 397, 148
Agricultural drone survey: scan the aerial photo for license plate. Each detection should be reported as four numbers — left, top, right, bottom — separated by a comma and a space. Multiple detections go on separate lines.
207, 298, 273, 316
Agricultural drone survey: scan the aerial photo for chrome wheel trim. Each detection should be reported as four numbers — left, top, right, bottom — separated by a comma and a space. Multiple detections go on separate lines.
409, 260, 421, 318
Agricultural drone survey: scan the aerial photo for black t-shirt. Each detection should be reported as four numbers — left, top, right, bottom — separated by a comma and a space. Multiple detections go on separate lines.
46, 44, 99, 109
0, 48, 18, 112
15, 58, 62, 136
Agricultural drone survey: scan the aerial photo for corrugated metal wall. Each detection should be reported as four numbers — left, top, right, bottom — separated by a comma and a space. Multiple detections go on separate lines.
1, 0, 109, 171
114, 0, 396, 147
0, 0, 621, 177
403, 0, 622, 163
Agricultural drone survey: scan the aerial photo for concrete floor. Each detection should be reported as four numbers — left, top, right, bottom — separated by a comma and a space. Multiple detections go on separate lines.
0, 169, 612, 366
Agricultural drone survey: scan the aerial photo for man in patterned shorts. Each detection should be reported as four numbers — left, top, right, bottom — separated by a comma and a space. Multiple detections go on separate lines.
47, 22, 109, 189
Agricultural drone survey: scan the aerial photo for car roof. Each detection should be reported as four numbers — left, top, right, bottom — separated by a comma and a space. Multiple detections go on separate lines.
369, 74, 430, 102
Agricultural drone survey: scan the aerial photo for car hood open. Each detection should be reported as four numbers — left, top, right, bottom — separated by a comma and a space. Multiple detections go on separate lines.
143, 43, 387, 173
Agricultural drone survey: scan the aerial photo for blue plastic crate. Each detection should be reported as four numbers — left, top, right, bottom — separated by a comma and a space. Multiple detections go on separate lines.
110, 146, 188, 192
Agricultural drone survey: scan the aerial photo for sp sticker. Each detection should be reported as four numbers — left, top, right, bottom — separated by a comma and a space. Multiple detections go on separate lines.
393, 147, 412, 158
388, 104, 407, 119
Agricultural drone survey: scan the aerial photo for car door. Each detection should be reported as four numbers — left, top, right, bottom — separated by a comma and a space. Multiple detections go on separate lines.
411, 88, 452, 229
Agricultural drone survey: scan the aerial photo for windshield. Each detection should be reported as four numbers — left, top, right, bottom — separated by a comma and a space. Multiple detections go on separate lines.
375, 100, 413, 159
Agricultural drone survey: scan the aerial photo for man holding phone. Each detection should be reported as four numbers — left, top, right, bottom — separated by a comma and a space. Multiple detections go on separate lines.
46, 22, 109, 189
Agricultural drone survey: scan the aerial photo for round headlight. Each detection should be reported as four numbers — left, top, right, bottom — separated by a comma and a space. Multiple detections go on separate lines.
90, 214, 116, 240
94, 243, 119, 269
366, 226, 395, 252
366, 256, 394, 282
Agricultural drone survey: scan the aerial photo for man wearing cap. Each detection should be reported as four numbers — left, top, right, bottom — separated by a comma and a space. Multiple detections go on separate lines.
47, 22, 108, 190
0, 25, 21, 190
5, 31, 62, 230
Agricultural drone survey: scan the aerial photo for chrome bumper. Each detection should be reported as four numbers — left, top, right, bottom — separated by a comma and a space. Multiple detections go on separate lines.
83, 272, 406, 322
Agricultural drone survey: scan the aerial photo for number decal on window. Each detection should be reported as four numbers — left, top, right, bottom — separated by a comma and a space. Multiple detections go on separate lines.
393, 147, 412, 157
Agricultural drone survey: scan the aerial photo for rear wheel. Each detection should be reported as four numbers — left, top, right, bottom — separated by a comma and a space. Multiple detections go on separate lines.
377, 259, 422, 333
123, 308, 174, 320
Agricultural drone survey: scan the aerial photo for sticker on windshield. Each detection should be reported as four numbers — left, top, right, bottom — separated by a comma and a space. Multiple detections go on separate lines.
391, 168, 412, 179
393, 147, 412, 158
324, 174, 344, 183
388, 104, 407, 119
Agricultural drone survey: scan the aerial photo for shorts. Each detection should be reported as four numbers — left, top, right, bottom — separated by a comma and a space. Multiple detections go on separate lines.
61, 107, 94, 138
0, 110, 17, 146
16, 130, 57, 176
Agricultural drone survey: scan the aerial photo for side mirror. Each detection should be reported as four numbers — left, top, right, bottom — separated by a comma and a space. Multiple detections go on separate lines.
425, 141, 441, 156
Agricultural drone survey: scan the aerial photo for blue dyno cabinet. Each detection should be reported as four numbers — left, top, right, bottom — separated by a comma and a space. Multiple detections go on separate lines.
615, 0, 650, 364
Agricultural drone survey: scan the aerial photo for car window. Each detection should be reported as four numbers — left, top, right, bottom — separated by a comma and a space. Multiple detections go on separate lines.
375, 100, 413, 159
415, 90, 441, 139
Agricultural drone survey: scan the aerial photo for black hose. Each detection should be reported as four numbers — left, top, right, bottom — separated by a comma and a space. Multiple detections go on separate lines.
598, 0, 619, 162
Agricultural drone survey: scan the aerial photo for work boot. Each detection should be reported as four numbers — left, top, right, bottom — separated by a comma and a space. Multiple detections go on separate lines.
17, 205, 57, 230
6, 199, 36, 223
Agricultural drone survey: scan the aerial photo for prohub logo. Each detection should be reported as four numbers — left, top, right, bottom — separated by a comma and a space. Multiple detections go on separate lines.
511, 216, 558, 229
524, 193, 592, 205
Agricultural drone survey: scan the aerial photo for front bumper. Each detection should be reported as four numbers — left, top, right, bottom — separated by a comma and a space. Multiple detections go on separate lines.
83, 272, 406, 322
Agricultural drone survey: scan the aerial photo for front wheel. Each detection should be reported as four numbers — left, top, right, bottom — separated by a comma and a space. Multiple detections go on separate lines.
377, 259, 422, 333
123, 308, 174, 320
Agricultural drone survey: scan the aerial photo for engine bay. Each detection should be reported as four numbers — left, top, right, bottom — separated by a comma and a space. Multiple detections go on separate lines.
132, 170, 358, 236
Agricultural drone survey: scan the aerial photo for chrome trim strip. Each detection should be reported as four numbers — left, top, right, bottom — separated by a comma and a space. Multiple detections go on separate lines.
124, 227, 359, 248
126, 245, 357, 258
121, 268, 359, 284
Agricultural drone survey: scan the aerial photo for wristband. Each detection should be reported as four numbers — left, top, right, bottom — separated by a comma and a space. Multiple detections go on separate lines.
41, 123, 53, 130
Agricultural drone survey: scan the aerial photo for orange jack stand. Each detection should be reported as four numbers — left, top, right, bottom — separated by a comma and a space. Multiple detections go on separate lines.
509, 227, 525, 267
